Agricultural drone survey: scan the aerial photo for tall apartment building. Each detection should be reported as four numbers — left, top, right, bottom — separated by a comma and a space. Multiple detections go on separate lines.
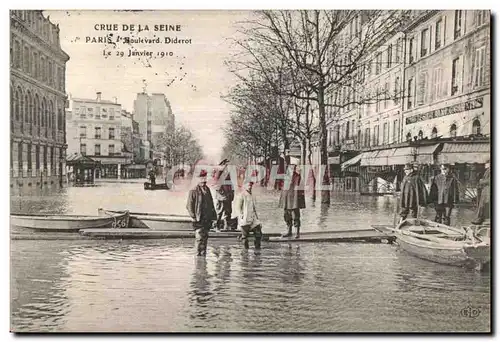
66, 93, 131, 178
10, 10, 70, 188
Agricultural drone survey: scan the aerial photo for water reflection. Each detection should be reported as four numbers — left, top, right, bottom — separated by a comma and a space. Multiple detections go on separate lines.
188, 257, 215, 323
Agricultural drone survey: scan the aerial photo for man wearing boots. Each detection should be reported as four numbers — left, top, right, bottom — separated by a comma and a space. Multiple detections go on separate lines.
186, 170, 217, 256
472, 159, 490, 225
236, 181, 262, 249
429, 164, 460, 226
279, 165, 306, 239
399, 163, 428, 223
215, 159, 235, 231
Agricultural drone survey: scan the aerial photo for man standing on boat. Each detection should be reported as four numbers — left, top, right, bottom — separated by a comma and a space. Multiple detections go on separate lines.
186, 169, 217, 256
236, 180, 263, 249
279, 165, 306, 239
215, 159, 235, 231
399, 163, 428, 223
471, 159, 490, 225
429, 164, 460, 226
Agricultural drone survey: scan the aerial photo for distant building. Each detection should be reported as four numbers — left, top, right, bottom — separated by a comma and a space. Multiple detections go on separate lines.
66, 92, 131, 179
10, 10, 70, 188
120, 110, 144, 178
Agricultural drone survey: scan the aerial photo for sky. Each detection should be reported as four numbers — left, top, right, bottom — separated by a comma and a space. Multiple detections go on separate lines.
45, 10, 254, 162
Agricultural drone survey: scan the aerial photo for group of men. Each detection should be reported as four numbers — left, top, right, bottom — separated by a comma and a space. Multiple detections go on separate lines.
399, 160, 490, 226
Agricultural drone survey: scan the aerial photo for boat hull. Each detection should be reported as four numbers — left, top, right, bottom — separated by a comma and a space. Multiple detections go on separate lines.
11, 211, 129, 231
99, 209, 194, 230
144, 182, 169, 190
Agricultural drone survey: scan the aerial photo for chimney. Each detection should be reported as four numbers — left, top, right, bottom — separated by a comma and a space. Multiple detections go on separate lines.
96, 92, 102, 102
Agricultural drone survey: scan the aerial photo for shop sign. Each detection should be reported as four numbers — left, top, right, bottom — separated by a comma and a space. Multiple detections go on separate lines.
405, 97, 483, 125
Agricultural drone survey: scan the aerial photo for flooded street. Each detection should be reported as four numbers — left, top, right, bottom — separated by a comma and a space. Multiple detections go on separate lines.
10, 181, 490, 332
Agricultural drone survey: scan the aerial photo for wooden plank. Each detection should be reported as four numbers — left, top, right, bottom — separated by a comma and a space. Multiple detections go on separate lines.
268, 229, 394, 243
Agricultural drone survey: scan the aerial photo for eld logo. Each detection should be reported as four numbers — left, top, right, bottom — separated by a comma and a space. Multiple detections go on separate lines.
460, 306, 481, 318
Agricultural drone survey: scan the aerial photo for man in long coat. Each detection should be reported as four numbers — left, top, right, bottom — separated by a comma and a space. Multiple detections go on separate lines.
429, 164, 460, 226
236, 181, 263, 249
399, 163, 428, 222
279, 165, 306, 238
472, 159, 490, 225
186, 170, 217, 256
215, 159, 235, 231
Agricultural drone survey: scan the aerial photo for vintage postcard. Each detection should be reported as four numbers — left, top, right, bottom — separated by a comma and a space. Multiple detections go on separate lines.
9, 9, 491, 333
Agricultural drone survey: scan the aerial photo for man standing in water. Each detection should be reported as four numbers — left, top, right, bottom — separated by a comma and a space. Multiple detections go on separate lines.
429, 164, 460, 226
279, 165, 306, 239
186, 170, 217, 256
399, 163, 428, 223
471, 159, 490, 225
237, 180, 263, 249
215, 159, 235, 231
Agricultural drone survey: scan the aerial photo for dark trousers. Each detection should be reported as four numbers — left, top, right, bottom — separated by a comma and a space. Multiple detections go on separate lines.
150, 177, 156, 186
240, 224, 262, 249
216, 200, 232, 229
193, 220, 212, 256
284, 208, 301, 231
434, 204, 453, 225
399, 207, 417, 221
475, 199, 490, 223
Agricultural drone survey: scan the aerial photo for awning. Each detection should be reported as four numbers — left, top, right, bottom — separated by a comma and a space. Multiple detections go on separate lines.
390, 147, 415, 165
66, 153, 98, 166
361, 150, 379, 166
415, 144, 440, 164
438, 142, 490, 164
361, 148, 397, 166
341, 153, 363, 170
125, 164, 146, 170
328, 156, 340, 164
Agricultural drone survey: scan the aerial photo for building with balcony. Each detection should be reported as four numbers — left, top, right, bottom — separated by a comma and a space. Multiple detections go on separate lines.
66, 92, 132, 179
10, 10, 70, 188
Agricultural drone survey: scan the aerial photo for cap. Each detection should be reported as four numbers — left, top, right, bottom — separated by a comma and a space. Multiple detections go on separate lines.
404, 163, 413, 170
198, 170, 208, 178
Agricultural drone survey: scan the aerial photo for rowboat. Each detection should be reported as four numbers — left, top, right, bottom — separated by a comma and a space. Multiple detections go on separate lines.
98, 209, 193, 230
382, 218, 490, 270
10, 210, 130, 231
144, 182, 170, 190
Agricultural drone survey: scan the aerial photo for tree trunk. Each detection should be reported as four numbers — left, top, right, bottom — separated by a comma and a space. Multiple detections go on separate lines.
318, 84, 330, 205
307, 137, 316, 202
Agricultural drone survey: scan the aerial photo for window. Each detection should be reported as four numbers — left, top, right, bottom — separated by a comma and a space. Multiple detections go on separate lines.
351, 119, 355, 139
393, 119, 399, 143
375, 52, 382, 74
431, 127, 438, 138
94, 144, 101, 156
472, 119, 481, 135
394, 76, 400, 104
14, 40, 21, 69
433, 68, 443, 100
345, 121, 350, 140
18, 142, 23, 175
365, 128, 370, 147
473, 46, 486, 87
373, 125, 380, 146
108, 144, 115, 156
109, 127, 115, 139
79, 125, 87, 138
477, 11, 487, 26
383, 122, 389, 144
27, 144, 32, 172
33, 51, 38, 77
421, 28, 429, 57
407, 78, 414, 109
387, 45, 392, 68
395, 38, 401, 63
23, 46, 30, 73
450, 124, 457, 138
409, 37, 415, 63
454, 10, 463, 39
43, 146, 47, 170
376, 87, 381, 112
384, 81, 389, 109
95, 107, 101, 119
80, 143, 86, 155
418, 72, 428, 105
451, 57, 461, 95
35, 145, 40, 170
435, 19, 443, 49
95, 127, 101, 139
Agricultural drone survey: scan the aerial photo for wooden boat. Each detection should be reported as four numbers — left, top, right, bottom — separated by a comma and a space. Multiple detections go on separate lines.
144, 182, 169, 190
384, 218, 490, 270
10, 210, 130, 231
98, 209, 193, 230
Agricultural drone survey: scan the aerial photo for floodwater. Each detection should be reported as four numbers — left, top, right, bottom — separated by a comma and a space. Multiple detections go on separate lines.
10, 180, 490, 332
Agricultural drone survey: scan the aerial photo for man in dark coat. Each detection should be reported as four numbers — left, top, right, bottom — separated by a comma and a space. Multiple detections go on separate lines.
429, 164, 460, 226
472, 159, 490, 225
186, 170, 217, 256
215, 159, 235, 231
148, 168, 156, 186
279, 165, 306, 238
399, 163, 428, 222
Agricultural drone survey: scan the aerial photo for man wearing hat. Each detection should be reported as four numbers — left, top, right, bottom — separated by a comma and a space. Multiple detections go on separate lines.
186, 169, 217, 256
429, 164, 460, 226
279, 165, 306, 238
399, 163, 428, 222
236, 180, 263, 249
472, 159, 490, 225
215, 159, 235, 231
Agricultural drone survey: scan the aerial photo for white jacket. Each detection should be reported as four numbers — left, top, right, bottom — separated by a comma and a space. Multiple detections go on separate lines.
236, 190, 260, 227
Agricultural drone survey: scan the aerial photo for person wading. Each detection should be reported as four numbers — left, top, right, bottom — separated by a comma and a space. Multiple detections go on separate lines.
186, 170, 217, 256
471, 159, 490, 225
399, 163, 428, 223
236, 180, 263, 249
429, 164, 460, 226
215, 159, 235, 231
279, 165, 306, 239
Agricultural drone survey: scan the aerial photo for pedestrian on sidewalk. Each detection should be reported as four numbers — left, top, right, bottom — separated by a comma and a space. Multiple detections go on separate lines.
215, 159, 235, 231
186, 170, 217, 256
471, 159, 490, 225
236, 180, 263, 249
279, 165, 306, 239
148, 168, 156, 186
399, 163, 428, 223
429, 164, 460, 226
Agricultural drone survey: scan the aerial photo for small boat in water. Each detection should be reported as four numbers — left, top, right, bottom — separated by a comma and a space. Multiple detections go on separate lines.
98, 209, 193, 230
11, 210, 130, 231
144, 182, 170, 190
383, 218, 490, 270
